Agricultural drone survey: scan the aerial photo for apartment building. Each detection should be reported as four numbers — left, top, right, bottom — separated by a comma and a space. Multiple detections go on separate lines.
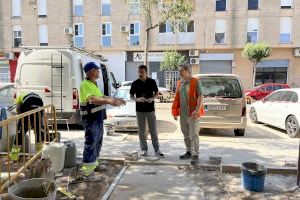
0, 0, 300, 89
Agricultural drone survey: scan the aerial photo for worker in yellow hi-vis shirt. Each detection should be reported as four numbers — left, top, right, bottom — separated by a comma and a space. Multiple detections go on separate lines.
80, 62, 126, 177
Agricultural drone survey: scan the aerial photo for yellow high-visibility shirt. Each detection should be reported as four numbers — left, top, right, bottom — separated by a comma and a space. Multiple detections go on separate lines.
79, 79, 104, 103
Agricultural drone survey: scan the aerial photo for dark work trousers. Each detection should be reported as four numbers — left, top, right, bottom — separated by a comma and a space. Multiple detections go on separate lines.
14, 105, 45, 146
82, 110, 105, 163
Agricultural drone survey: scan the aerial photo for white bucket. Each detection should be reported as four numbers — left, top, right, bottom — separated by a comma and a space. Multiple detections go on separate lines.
42, 143, 66, 173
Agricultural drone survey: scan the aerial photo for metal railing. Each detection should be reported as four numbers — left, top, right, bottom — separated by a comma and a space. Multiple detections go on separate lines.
0, 105, 58, 193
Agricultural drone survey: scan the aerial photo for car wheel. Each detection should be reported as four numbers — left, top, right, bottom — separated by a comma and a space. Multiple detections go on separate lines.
285, 116, 300, 138
234, 129, 245, 136
249, 107, 258, 123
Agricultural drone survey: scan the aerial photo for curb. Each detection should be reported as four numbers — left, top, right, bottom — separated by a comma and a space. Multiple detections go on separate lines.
221, 164, 297, 174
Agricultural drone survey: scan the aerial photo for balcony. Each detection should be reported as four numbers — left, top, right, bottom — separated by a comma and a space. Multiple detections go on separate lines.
158, 32, 195, 45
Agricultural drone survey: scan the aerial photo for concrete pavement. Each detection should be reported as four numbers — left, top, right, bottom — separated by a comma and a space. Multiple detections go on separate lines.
60, 108, 299, 168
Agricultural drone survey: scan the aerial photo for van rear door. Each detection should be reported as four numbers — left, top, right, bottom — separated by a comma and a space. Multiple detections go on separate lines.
16, 52, 72, 114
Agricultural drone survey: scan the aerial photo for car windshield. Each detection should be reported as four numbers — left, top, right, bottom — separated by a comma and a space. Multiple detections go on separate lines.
114, 89, 131, 100
200, 77, 243, 98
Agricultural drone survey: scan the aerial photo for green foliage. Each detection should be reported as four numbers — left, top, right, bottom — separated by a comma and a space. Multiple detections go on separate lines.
242, 42, 272, 64
161, 50, 186, 71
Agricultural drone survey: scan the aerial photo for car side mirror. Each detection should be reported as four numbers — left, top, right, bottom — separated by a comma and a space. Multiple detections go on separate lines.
262, 98, 267, 103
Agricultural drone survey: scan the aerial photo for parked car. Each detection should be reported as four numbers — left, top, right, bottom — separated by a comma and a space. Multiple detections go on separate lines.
121, 81, 133, 87
249, 88, 300, 138
194, 74, 247, 136
245, 83, 290, 103
121, 81, 173, 102
105, 86, 138, 132
0, 83, 15, 108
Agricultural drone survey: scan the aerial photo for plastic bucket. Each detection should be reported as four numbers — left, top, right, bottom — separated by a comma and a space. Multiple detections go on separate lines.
241, 162, 267, 192
42, 142, 66, 173
8, 178, 57, 200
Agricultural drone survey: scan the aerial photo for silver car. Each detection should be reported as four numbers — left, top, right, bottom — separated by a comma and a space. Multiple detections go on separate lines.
105, 86, 138, 132
194, 74, 247, 136
0, 83, 15, 108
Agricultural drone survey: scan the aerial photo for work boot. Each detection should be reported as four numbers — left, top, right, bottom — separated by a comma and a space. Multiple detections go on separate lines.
155, 150, 164, 158
140, 151, 148, 157
179, 152, 192, 160
191, 155, 199, 165
81, 162, 97, 177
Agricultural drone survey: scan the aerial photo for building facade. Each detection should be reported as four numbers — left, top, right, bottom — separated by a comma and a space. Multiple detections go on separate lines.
0, 0, 300, 89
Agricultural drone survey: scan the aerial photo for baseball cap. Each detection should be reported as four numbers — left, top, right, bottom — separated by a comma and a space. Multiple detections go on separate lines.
83, 62, 100, 73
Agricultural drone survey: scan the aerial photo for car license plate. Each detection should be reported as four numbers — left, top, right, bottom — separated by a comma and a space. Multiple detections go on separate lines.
117, 121, 135, 126
206, 105, 227, 111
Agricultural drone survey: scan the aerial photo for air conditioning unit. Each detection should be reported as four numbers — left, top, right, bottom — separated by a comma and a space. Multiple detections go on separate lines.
64, 27, 73, 35
294, 48, 300, 57
120, 25, 129, 33
190, 58, 199, 65
189, 50, 199, 57
5, 52, 15, 60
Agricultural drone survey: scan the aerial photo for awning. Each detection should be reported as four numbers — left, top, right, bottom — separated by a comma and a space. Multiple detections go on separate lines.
257, 60, 289, 68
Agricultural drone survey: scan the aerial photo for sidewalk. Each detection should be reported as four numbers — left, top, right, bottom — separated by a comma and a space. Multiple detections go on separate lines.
60, 108, 299, 168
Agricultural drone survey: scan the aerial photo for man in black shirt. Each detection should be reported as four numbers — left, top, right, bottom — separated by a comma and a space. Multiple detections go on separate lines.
130, 65, 164, 157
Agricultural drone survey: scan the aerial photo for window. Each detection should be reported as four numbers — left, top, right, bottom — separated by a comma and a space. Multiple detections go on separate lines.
0, 67, 10, 83
200, 77, 243, 98
280, 17, 292, 43
101, 23, 111, 47
247, 18, 259, 43
281, 91, 295, 102
129, 22, 140, 46
215, 19, 226, 44
281, 0, 292, 9
13, 26, 22, 47
265, 85, 273, 92
101, 0, 111, 16
39, 25, 48, 46
273, 85, 283, 91
129, 0, 140, 15
37, 0, 47, 17
159, 22, 174, 33
291, 94, 298, 103
178, 21, 194, 33
12, 0, 21, 17
74, 23, 84, 48
216, 0, 226, 11
248, 0, 258, 10
73, 0, 83, 16
266, 91, 284, 102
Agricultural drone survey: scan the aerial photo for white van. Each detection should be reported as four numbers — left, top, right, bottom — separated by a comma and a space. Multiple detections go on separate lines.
15, 46, 119, 125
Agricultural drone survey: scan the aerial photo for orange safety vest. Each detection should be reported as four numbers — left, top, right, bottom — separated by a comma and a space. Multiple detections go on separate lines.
172, 77, 205, 117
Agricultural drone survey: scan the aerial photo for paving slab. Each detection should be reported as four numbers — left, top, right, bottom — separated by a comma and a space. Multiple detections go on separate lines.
109, 165, 207, 200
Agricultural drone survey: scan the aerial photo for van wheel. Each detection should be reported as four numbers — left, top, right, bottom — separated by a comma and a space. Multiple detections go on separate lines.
249, 107, 258, 123
285, 116, 300, 138
234, 129, 245, 136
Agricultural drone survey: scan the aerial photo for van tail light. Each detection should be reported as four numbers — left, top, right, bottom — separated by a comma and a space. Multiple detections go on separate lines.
73, 88, 79, 110
242, 106, 246, 117
44, 88, 51, 93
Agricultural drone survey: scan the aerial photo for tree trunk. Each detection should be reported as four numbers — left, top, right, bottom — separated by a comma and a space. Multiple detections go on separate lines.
144, 28, 150, 74
252, 61, 257, 87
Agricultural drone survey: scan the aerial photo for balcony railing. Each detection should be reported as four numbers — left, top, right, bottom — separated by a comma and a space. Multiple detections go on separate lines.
158, 32, 195, 45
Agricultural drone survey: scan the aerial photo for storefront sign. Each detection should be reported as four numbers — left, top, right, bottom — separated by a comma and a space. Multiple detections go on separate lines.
133, 52, 164, 62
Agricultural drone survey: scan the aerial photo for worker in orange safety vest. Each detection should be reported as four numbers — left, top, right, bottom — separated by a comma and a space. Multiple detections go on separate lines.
172, 63, 204, 165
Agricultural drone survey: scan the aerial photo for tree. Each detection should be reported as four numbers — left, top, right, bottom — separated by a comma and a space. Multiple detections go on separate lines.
242, 42, 272, 87
123, 0, 193, 66
160, 50, 186, 71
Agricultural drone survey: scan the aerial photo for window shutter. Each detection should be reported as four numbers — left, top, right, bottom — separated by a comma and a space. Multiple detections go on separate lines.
215, 19, 226, 33
247, 18, 259, 32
